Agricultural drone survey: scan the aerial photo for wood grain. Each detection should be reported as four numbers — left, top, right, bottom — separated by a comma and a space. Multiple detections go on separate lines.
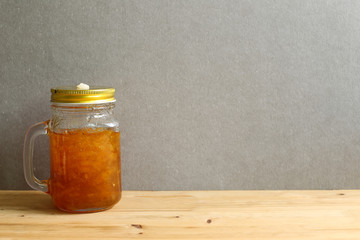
0, 190, 359, 239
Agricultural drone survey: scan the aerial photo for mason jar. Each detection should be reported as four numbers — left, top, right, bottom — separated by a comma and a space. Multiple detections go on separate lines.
23, 85, 121, 213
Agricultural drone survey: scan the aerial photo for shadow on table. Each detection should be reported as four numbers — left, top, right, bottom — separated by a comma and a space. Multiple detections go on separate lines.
0, 191, 68, 215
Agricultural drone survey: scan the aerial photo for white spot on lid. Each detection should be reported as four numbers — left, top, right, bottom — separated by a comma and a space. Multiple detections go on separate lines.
77, 83, 90, 90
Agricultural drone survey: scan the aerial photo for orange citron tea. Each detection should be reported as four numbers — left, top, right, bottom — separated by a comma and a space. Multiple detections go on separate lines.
48, 128, 121, 213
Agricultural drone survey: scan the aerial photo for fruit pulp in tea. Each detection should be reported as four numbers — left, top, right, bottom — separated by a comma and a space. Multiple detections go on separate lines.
48, 128, 121, 212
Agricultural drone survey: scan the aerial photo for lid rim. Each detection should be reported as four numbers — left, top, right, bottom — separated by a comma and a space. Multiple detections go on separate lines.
51, 86, 115, 104
51, 100, 116, 105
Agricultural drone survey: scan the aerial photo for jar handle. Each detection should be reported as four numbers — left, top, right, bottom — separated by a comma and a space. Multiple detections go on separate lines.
23, 121, 49, 193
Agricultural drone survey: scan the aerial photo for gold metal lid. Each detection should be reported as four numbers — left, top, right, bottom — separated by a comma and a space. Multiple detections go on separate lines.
51, 85, 115, 104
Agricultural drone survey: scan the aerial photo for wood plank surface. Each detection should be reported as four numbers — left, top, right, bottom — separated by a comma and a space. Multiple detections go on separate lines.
0, 190, 359, 239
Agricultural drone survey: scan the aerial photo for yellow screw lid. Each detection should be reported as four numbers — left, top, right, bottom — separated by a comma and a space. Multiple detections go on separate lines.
51, 84, 115, 104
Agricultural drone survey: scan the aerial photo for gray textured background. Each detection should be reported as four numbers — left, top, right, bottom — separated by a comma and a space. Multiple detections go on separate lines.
1, 0, 360, 190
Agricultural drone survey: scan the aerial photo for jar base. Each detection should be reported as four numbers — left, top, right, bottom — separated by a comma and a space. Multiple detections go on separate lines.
56, 204, 116, 213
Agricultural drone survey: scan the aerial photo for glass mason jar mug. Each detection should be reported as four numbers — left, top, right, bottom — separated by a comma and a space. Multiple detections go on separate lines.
23, 85, 121, 213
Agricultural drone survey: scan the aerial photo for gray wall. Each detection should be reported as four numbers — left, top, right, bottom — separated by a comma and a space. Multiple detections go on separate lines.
1, 0, 360, 190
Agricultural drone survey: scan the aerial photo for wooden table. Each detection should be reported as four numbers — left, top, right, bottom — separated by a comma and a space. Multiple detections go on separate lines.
0, 190, 359, 239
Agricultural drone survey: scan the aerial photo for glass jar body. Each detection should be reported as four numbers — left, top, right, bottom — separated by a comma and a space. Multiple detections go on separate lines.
48, 103, 121, 213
